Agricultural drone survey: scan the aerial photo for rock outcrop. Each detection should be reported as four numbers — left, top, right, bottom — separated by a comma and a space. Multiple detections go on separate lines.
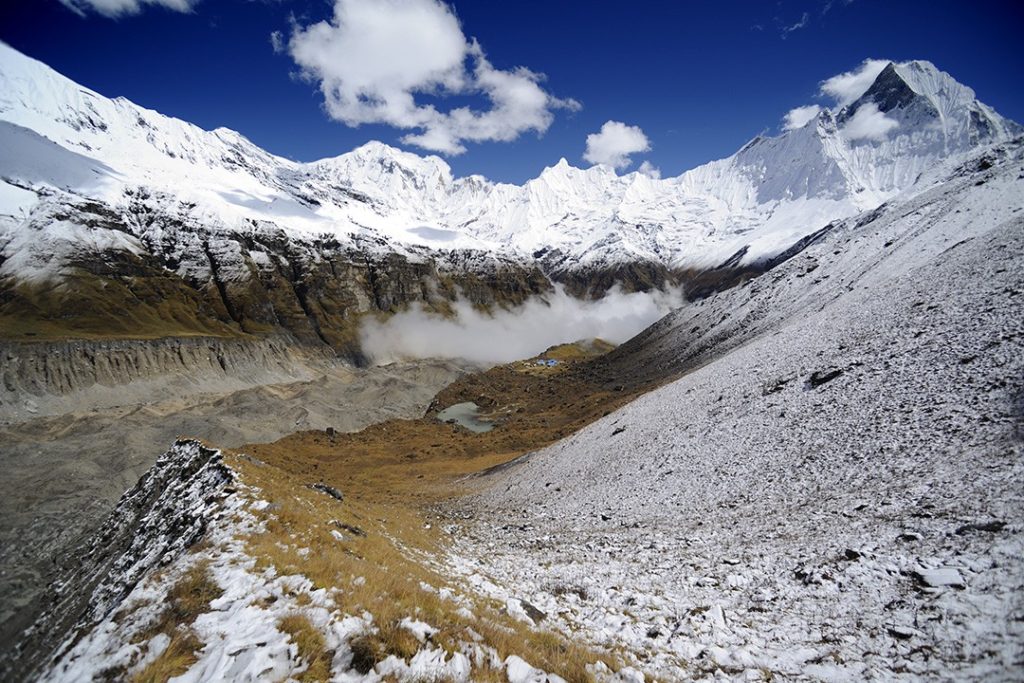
1, 194, 554, 362
2, 439, 232, 681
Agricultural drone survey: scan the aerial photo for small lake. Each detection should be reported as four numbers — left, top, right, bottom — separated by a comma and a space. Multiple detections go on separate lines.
436, 401, 494, 433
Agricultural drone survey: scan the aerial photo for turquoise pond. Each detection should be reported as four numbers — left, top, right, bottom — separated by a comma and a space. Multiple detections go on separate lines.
435, 402, 494, 433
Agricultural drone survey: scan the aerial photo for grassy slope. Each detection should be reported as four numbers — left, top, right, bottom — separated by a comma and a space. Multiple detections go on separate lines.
0, 271, 243, 342
211, 341, 664, 680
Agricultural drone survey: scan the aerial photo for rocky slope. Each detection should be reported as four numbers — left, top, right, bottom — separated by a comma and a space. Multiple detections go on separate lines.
5, 440, 232, 681
447, 138, 1024, 680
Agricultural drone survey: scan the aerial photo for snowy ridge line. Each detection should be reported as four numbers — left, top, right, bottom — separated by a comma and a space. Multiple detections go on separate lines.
3, 440, 233, 682
33, 460, 645, 682
1, 42, 1020, 278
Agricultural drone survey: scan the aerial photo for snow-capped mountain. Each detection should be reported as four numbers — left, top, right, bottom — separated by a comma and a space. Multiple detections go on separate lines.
1, 42, 1017, 271
0, 42, 1019, 356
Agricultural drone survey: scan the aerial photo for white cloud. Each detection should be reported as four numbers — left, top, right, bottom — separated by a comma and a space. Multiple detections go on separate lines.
269, 30, 285, 54
359, 285, 682, 365
59, 0, 198, 17
781, 12, 809, 37
820, 58, 890, 106
286, 0, 579, 155
583, 121, 651, 170
841, 101, 899, 141
782, 104, 822, 130
637, 160, 661, 179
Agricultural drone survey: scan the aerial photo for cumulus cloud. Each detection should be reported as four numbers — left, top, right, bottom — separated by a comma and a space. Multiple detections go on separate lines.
59, 0, 197, 17
820, 58, 890, 106
583, 121, 651, 170
841, 101, 899, 141
782, 104, 822, 130
359, 286, 682, 365
285, 0, 579, 155
637, 160, 661, 179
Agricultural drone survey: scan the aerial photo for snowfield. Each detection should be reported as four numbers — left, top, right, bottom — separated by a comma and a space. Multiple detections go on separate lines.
443, 144, 1024, 680
1, 42, 1019, 281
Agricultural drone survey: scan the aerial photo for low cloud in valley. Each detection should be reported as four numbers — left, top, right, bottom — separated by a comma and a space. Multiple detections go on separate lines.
360, 286, 682, 365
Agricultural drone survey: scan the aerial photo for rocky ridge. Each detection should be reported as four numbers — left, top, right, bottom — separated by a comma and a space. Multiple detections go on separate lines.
5, 440, 232, 681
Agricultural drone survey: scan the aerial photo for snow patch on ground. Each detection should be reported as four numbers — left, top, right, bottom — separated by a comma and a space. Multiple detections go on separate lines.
40, 471, 615, 682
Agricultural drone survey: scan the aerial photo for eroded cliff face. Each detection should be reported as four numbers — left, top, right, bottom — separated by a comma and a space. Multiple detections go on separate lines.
0, 195, 554, 362
0, 335, 336, 422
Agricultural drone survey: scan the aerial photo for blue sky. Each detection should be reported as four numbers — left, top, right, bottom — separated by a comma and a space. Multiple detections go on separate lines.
2, 0, 1021, 183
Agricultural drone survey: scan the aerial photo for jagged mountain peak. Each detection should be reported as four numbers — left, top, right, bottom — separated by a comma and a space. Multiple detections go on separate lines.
538, 157, 582, 177
849, 62, 920, 114
838, 59, 962, 121
537, 157, 620, 183
893, 59, 976, 104
310, 139, 455, 187
835, 59, 1020, 146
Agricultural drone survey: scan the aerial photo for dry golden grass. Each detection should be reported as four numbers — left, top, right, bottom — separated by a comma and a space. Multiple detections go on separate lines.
217, 337, 659, 679
511, 339, 619, 377
278, 614, 334, 682
127, 561, 224, 681
229, 440, 622, 679
473, 667, 510, 683
0, 269, 244, 342
167, 563, 224, 621
144, 562, 224, 638
131, 630, 203, 683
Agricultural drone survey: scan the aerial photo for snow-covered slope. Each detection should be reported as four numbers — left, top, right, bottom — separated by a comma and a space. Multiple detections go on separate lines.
1, 41, 1018, 279
448, 141, 1024, 680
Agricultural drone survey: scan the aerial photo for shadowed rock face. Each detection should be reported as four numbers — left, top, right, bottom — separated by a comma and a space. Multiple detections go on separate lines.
2, 440, 232, 682
841, 62, 925, 123
0, 197, 554, 362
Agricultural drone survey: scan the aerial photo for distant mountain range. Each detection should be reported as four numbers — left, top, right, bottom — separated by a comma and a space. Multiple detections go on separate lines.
0, 42, 1019, 356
